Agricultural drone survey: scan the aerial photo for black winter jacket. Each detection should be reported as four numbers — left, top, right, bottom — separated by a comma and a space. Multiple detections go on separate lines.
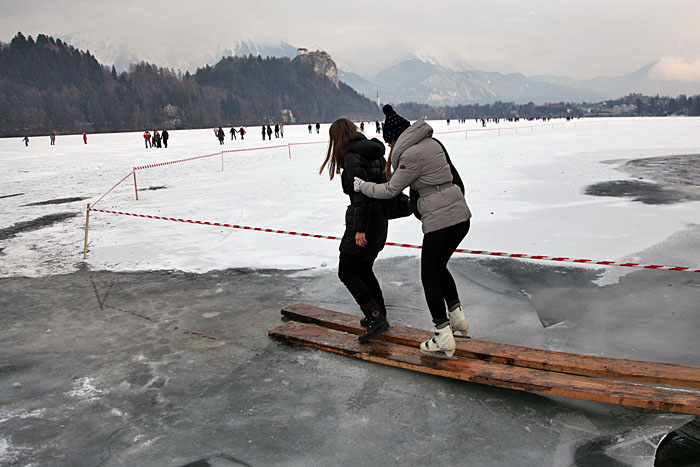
339, 133, 388, 259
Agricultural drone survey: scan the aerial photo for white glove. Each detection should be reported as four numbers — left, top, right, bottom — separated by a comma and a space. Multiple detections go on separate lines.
353, 177, 365, 192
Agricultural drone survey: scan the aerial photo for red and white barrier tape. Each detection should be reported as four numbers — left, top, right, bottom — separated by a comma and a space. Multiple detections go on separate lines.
88, 208, 700, 273
91, 171, 135, 208
288, 141, 327, 146
221, 143, 289, 154
134, 151, 223, 170
135, 142, 319, 171
434, 122, 567, 136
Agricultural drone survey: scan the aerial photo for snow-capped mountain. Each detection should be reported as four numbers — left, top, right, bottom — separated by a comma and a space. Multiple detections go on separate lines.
350, 55, 601, 106
58, 32, 298, 72
531, 62, 700, 100
340, 53, 700, 106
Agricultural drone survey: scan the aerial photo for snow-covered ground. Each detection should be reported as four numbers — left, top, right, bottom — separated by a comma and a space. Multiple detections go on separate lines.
2, 117, 700, 279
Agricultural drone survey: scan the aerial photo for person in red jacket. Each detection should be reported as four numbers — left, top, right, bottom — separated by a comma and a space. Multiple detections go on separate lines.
83, 133, 87, 144
143, 130, 151, 148
239, 127, 245, 140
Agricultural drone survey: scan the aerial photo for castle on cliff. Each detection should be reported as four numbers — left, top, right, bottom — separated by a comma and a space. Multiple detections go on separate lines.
294, 48, 339, 88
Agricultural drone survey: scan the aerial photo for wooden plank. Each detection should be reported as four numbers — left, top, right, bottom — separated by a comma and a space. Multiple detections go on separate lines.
281, 303, 700, 389
269, 321, 700, 415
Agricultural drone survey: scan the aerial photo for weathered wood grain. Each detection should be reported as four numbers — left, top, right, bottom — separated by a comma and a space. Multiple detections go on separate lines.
269, 321, 700, 415
281, 303, 700, 389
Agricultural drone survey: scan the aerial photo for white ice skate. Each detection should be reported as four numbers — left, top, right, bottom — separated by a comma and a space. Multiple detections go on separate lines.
449, 304, 469, 337
419, 322, 456, 357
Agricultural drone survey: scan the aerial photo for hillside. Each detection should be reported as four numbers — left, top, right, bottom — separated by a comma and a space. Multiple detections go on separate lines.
0, 33, 381, 137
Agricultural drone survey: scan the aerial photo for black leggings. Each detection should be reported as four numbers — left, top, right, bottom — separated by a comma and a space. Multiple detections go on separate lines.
421, 220, 470, 325
338, 253, 385, 309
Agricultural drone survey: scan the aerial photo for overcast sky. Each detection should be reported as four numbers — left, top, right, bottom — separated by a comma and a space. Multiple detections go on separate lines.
3, 0, 700, 81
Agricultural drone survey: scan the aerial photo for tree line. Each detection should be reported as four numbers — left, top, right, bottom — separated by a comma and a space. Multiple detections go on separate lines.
0, 32, 381, 137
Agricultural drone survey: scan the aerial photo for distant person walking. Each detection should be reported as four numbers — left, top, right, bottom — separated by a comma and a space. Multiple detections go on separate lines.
266, 125, 273, 140
239, 127, 245, 140
280, 124, 284, 138
22, 135, 29, 146
230, 127, 237, 140
316, 122, 321, 134
274, 124, 280, 138
354, 105, 472, 357
154, 130, 162, 148
308, 124, 312, 134
262, 125, 266, 141
83, 133, 87, 144
217, 127, 225, 145
50, 132, 56, 145
161, 129, 169, 148
320, 118, 390, 342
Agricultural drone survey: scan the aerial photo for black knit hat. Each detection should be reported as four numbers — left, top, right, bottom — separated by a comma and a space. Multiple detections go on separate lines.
382, 104, 411, 143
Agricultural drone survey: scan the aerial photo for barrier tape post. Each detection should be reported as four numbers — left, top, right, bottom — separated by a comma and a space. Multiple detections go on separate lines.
83, 203, 91, 260
132, 169, 139, 201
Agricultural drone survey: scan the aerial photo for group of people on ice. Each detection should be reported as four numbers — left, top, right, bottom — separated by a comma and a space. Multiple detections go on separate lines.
143, 129, 169, 148
321, 105, 472, 357
214, 126, 246, 144
22, 132, 84, 146
261, 124, 284, 140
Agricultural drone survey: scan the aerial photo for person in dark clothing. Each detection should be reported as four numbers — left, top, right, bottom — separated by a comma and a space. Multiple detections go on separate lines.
262, 125, 266, 140
274, 124, 280, 138
50, 133, 56, 145
308, 124, 312, 134
154, 130, 161, 148
354, 105, 472, 357
319, 118, 390, 342
230, 127, 237, 140
161, 129, 169, 148
217, 127, 225, 145
316, 122, 320, 134
239, 127, 245, 140
266, 125, 273, 140
22, 135, 29, 146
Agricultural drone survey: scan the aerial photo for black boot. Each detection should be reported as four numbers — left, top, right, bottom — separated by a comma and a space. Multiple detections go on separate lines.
358, 300, 389, 342
360, 300, 386, 327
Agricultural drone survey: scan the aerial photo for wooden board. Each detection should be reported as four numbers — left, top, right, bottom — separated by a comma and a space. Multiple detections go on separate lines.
281, 303, 700, 389
269, 320, 700, 415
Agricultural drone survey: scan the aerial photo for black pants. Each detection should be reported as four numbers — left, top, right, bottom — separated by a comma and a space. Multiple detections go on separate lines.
338, 253, 385, 310
421, 220, 470, 325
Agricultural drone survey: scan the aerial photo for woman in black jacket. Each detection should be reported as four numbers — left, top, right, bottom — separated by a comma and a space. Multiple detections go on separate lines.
320, 118, 390, 342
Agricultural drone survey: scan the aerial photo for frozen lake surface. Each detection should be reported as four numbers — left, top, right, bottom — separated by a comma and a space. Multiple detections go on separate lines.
2, 117, 700, 280
2, 117, 700, 466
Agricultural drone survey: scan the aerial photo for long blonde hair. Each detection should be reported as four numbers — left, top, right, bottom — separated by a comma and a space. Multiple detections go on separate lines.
319, 118, 358, 180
